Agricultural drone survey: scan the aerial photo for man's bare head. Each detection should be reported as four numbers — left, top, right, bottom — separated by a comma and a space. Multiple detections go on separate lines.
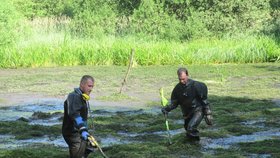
177, 67, 189, 85
80, 75, 94, 95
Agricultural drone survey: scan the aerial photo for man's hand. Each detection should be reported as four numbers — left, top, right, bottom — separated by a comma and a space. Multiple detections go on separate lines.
203, 105, 213, 125
81, 131, 89, 140
161, 108, 169, 115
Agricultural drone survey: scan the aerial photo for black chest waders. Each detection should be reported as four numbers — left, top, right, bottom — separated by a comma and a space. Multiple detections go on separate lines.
74, 140, 87, 158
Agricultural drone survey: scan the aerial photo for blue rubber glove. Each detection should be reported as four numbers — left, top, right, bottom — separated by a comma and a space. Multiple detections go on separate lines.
81, 131, 89, 140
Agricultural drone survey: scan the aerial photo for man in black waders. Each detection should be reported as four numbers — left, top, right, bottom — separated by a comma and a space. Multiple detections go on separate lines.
162, 67, 213, 140
62, 75, 95, 158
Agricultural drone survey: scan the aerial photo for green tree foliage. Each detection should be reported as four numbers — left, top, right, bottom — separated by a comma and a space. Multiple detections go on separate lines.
164, 0, 190, 21
6, 0, 280, 40
128, 0, 273, 39
164, 0, 271, 37
267, 0, 280, 37
115, 0, 141, 16
0, 0, 21, 47
70, 0, 117, 38
130, 0, 186, 40
12, 0, 75, 18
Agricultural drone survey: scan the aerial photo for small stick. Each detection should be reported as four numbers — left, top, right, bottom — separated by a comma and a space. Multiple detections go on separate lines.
119, 49, 135, 94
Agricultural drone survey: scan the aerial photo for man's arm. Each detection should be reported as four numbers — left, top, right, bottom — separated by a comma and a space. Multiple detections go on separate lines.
67, 94, 90, 140
162, 87, 179, 114
162, 100, 179, 114
194, 81, 213, 125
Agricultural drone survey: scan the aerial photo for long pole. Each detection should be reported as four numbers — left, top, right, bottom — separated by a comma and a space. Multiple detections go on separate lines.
88, 135, 109, 158
160, 88, 172, 145
164, 113, 172, 145
88, 110, 109, 158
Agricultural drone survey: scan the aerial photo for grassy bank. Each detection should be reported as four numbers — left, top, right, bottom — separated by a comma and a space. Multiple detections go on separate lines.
1, 16, 279, 68
1, 0, 279, 68
1, 35, 279, 68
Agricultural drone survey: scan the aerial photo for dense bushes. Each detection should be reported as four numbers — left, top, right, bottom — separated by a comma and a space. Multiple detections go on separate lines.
70, 0, 117, 38
10, 0, 279, 40
0, 0, 278, 68
129, 0, 186, 40
267, 0, 280, 37
12, 0, 75, 18
0, 0, 22, 47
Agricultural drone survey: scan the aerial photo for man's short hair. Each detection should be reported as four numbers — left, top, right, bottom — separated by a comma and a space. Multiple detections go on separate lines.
177, 67, 188, 76
80, 75, 94, 84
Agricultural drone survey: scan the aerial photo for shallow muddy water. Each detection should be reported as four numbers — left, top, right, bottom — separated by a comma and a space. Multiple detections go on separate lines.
0, 98, 280, 157
203, 128, 280, 149
0, 99, 63, 122
0, 134, 136, 149
0, 135, 67, 149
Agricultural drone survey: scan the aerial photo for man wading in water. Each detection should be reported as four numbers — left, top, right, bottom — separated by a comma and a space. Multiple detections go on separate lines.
62, 75, 95, 158
162, 67, 213, 140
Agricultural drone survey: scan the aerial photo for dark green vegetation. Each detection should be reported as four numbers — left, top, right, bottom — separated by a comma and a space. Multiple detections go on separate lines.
0, 97, 279, 157
0, 64, 279, 157
239, 139, 280, 158
0, 145, 68, 158
0, 120, 61, 139
0, 0, 279, 67
6, 0, 280, 39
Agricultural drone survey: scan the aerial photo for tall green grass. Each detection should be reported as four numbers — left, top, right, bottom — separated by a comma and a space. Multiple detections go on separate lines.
1, 36, 279, 68
0, 17, 279, 68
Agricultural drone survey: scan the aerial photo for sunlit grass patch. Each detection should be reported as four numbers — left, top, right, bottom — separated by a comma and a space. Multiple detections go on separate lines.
145, 100, 160, 107
97, 93, 138, 101
0, 98, 5, 103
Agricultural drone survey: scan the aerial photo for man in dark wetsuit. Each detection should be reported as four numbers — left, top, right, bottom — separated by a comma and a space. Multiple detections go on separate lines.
162, 67, 213, 140
62, 75, 94, 158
